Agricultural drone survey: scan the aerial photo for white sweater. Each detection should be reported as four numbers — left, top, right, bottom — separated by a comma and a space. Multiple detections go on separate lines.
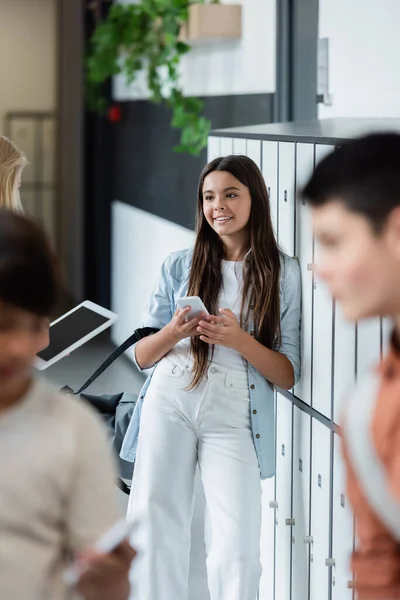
0, 377, 119, 599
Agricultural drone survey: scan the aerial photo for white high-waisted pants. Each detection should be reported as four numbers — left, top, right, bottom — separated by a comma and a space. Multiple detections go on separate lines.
127, 356, 262, 600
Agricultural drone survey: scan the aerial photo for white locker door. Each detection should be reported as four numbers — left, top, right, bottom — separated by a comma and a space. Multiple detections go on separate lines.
233, 137, 247, 155
259, 474, 276, 600
291, 408, 311, 600
312, 247, 333, 418
220, 137, 234, 157
274, 394, 293, 600
262, 141, 279, 237
310, 419, 331, 600
277, 142, 296, 256
246, 139, 261, 167
333, 304, 356, 424
294, 143, 314, 405
357, 318, 381, 379
312, 145, 335, 419
331, 434, 354, 600
207, 136, 221, 162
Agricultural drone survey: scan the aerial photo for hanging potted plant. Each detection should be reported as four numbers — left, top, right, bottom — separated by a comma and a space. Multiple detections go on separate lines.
86, 0, 242, 156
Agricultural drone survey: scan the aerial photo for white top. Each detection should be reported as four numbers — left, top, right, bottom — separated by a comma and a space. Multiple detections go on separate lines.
171, 260, 248, 373
0, 377, 119, 600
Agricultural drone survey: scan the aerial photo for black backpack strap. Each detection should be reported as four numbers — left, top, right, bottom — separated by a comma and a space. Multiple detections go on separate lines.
71, 327, 159, 396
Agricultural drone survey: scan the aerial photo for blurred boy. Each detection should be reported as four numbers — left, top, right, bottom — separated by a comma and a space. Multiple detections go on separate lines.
0, 210, 135, 599
302, 132, 400, 599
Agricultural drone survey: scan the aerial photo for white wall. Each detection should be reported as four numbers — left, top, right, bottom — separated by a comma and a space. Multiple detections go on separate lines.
113, 0, 276, 100
111, 202, 195, 348
0, 0, 56, 127
318, 0, 400, 118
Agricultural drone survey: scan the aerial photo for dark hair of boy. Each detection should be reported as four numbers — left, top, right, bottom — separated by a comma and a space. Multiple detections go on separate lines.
0, 209, 59, 316
302, 132, 400, 233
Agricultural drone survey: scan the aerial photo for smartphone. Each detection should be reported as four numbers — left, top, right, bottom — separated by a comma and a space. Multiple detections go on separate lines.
64, 518, 136, 585
176, 296, 209, 320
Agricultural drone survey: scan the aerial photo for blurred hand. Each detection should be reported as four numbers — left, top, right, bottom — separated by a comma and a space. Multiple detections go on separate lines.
76, 539, 136, 600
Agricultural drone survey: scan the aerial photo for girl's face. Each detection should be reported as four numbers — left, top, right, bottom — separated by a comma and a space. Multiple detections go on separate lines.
202, 170, 252, 242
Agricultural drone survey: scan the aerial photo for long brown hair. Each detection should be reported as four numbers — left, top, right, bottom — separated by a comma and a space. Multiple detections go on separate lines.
187, 154, 281, 388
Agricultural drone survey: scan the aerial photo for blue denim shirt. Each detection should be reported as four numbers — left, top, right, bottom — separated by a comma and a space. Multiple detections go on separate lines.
120, 248, 301, 479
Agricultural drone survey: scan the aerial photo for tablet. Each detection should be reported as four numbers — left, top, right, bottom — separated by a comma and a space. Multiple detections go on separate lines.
35, 300, 118, 370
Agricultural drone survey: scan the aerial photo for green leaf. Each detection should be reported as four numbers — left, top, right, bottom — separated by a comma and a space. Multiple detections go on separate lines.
85, 1, 209, 156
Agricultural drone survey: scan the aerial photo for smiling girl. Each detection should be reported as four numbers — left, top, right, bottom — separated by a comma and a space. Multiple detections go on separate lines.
122, 155, 301, 600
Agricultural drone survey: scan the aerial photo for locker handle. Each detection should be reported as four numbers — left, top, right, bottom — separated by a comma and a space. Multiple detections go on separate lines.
325, 558, 336, 567
303, 535, 313, 544
285, 518, 295, 526
284, 190, 288, 202
307, 263, 315, 271
269, 501, 278, 509
347, 581, 356, 589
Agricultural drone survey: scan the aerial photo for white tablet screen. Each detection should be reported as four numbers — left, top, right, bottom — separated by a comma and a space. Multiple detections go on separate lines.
37, 306, 110, 361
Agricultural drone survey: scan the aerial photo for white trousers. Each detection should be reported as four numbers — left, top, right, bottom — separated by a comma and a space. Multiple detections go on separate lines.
127, 357, 262, 600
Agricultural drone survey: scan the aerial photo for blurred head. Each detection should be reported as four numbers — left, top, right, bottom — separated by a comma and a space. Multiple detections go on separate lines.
0, 210, 58, 393
188, 155, 281, 388
302, 132, 400, 322
0, 136, 27, 213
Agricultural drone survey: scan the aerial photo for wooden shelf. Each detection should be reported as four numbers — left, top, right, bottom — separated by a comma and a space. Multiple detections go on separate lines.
181, 3, 242, 43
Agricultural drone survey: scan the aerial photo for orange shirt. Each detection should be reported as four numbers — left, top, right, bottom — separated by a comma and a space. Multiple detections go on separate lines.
343, 335, 400, 599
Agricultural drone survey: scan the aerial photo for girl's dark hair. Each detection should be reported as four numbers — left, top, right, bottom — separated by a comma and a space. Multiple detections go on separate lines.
0, 209, 59, 316
302, 132, 400, 233
187, 154, 281, 388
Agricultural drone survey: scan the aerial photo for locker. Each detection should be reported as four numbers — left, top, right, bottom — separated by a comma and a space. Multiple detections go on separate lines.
220, 137, 233, 157
311, 145, 336, 418
381, 317, 392, 355
274, 394, 293, 600
207, 136, 221, 162
259, 391, 276, 600
310, 419, 331, 600
331, 434, 354, 600
333, 304, 356, 425
233, 137, 247, 156
294, 143, 315, 405
357, 318, 381, 379
291, 408, 311, 600
246, 139, 261, 167
277, 142, 296, 256
312, 248, 333, 418
259, 475, 276, 600
262, 141, 278, 237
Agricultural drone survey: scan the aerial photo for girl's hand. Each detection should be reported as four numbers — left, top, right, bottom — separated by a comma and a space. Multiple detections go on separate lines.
197, 308, 247, 351
166, 306, 207, 343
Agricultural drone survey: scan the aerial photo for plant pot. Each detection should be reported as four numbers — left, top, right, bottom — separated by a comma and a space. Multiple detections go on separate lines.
181, 3, 242, 42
